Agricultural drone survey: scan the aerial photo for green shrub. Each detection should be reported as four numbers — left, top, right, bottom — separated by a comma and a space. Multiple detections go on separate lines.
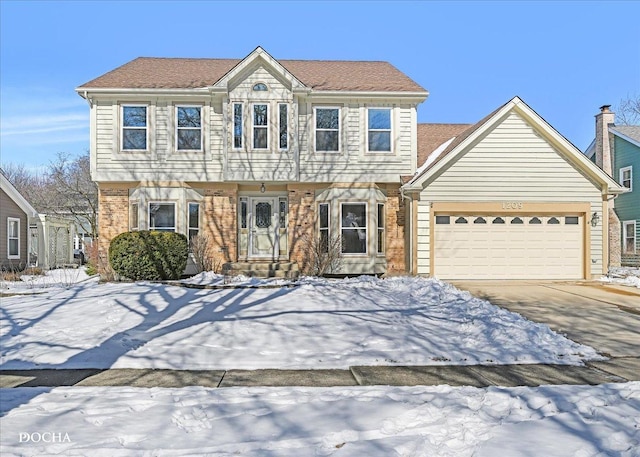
109, 231, 189, 281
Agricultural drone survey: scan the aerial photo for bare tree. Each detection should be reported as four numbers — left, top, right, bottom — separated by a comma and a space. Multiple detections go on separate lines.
615, 94, 640, 125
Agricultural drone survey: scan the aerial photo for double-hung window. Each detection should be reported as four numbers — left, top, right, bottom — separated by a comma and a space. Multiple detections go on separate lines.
233, 103, 243, 149
341, 203, 366, 254
188, 203, 200, 244
367, 108, 392, 152
315, 107, 340, 152
176, 106, 202, 150
623, 221, 636, 254
122, 105, 147, 150
377, 204, 385, 254
620, 166, 633, 191
149, 203, 176, 232
318, 203, 330, 253
7, 218, 20, 259
253, 104, 268, 149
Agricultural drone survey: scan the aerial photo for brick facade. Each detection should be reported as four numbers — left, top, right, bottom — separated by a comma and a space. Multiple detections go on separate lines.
384, 185, 406, 274
97, 187, 129, 269
203, 187, 238, 263
287, 185, 317, 272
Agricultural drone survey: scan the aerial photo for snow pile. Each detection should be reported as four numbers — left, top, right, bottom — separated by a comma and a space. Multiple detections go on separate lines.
1, 383, 638, 456
601, 266, 640, 288
0, 275, 602, 370
181, 271, 293, 287
0, 267, 94, 294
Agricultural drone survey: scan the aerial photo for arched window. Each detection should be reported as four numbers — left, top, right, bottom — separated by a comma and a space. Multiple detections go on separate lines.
253, 83, 268, 91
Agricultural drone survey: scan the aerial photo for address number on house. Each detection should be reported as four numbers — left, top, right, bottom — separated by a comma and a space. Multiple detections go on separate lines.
502, 201, 523, 210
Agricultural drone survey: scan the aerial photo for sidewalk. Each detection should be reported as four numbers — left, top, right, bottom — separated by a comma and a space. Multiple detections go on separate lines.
2, 357, 639, 389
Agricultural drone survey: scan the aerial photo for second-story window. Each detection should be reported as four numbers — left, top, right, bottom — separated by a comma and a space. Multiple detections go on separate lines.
122, 105, 147, 150
176, 106, 202, 150
233, 103, 243, 149
315, 107, 340, 152
368, 108, 391, 152
278, 104, 288, 150
253, 104, 268, 149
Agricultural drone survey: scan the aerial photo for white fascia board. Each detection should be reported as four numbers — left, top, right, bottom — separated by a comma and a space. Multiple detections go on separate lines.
609, 127, 640, 148
307, 90, 428, 102
75, 87, 212, 97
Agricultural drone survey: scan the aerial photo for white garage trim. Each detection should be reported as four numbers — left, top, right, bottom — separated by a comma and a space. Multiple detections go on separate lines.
430, 202, 591, 279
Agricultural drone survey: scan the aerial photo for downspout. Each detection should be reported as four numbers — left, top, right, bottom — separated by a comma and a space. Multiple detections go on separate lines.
400, 180, 413, 275
83, 91, 93, 108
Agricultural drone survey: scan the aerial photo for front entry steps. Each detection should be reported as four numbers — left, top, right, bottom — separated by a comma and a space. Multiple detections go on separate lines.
222, 262, 300, 280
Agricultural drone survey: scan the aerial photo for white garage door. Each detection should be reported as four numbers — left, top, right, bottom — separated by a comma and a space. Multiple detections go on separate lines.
434, 215, 583, 280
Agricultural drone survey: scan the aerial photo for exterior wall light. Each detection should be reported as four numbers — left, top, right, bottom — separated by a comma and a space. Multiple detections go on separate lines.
260, 183, 266, 193
590, 212, 600, 227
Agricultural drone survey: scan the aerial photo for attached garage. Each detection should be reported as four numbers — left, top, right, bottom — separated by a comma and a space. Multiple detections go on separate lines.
403, 97, 625, 280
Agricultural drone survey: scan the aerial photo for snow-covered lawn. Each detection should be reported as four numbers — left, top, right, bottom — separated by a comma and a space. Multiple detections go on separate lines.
1, 273, 602, 370
2, 272, 638, 456
1, 383, 638, 456
601, 266, 640, 289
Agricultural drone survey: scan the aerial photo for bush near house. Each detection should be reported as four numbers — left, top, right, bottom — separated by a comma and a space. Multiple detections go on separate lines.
109, 231, 188, 281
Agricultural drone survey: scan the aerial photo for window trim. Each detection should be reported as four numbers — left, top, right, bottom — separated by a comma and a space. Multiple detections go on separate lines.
130, 203, 139, 231
233, 102, 243, 150
623, 220, 637, 254
278, 103, 288, 151
148, 202, 177, 232
121, 104, 148, 151
340, 202, 367, 255
314, 106, 341, 153
366, 107, 393, 153
7, 217, 20, 259
175, 105, 203, 152
620, 166, 633, 191
252, 103, 269, 150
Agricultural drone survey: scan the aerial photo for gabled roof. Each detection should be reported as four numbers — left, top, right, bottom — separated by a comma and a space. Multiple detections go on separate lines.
610, 125, 640, 148
77, 47, 427, 94
404, 96, 626, 195
417, 123, 471, 168
0, 169, 38, 217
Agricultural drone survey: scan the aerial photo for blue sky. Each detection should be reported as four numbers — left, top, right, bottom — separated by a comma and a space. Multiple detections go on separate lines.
1, 0, 639, 171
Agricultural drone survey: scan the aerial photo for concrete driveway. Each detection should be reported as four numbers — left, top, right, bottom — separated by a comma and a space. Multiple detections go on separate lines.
451, 281, 640, 358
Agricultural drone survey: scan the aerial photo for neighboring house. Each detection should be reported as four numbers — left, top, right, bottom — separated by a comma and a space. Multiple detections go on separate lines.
585, 106, 639, 267
402, 97, 625, 280
76, 48, 625, 279
1, 170, 76, 270
1, 170, 38, 270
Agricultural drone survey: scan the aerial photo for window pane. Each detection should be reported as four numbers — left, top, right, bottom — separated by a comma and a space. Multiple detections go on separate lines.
254, 105, 267, 126
316, 109, 339, 129
130, 204, 139, 230
368, 109, 390, 129
341, 203, 366, 254
177, 107, 201, 127
240, 200, 247, 228
565, 216, 579, 225
253, 128, 267, 149
279, 104, 288, 149
177, 130, 202, 150
9, 239, 18, 256
316, 131, 339, 151
8, 220, 18, 237
435, 216, 450, 224
189, 203, 199, 228
149, 203, 175, 230
123, 106, 146, 127
368, 131, 391, 151
255, 202, 272, 228
233, 104, 243, 148
319, 204, 329, 229
123, 129, 146, 150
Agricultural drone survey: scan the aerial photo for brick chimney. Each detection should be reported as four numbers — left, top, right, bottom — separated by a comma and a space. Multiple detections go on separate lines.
595, 105, 615, 176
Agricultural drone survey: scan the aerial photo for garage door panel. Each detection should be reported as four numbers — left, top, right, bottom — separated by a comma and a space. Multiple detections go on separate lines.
434, 214, 583, 280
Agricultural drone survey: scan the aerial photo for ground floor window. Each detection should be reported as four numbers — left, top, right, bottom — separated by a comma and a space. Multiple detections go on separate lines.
318, 203, 330, 252
188, 203, 200, 243
7, 217, 20, 259
377, 203, 385, 254
149, 202, 176, 232
623, 221, 636, 253
130, 203, 139, 231
341, 203, 367, 254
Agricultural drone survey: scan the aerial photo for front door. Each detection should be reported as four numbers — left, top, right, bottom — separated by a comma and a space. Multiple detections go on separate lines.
250, 197, 278, 258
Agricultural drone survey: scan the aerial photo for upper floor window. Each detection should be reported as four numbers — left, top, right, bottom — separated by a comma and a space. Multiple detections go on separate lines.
253, 104, 268, 149
122, 105, 147, 150
367, 108, 391, 152
7, 217, 20, 259
315, 107, 340, 152
620, 166, 633, 191
278, 104, 288, 150
253, 83, 268, 91
149, 202, 176, 232
176, 106, 202, 151
233, 103, 243, 149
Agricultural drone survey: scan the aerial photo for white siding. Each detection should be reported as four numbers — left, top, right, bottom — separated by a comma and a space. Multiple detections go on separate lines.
416, 112, 605, 277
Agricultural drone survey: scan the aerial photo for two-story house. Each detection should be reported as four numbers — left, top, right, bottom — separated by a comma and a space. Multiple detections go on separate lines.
585, 106, 640, 267
78, 47, 625, 279
76, 47, 428, 275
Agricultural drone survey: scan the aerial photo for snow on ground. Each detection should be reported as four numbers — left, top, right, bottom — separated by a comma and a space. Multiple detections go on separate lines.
0, 274, 602, 370
0, 267, 93, 294
601, 267, 640, 288
1, 383, 638, 456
